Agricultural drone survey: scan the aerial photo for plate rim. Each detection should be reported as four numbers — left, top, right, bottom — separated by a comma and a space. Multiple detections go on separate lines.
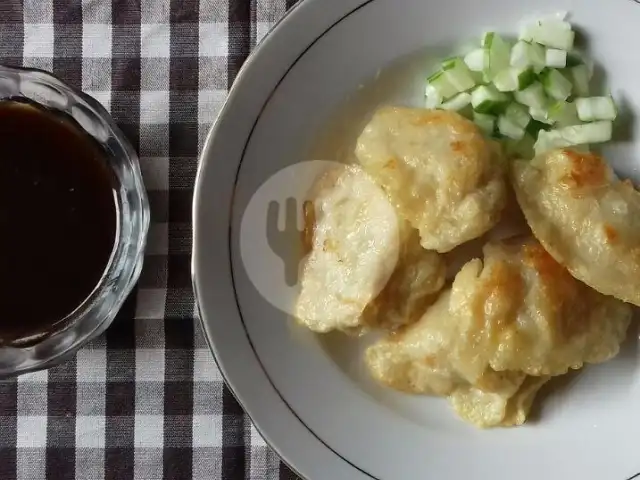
193, 1, 640, 479
192, 0, 377, 478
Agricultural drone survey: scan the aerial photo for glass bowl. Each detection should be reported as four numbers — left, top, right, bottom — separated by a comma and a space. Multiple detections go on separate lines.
0, 65, 150, 377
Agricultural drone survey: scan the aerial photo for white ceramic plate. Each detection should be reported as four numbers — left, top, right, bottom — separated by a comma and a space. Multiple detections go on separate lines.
192, 1, 640, 478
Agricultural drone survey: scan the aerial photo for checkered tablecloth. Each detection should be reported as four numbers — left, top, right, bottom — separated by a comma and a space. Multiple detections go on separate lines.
0, 1, 301, 478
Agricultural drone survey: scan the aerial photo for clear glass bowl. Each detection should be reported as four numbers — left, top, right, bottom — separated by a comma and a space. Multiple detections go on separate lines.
0, 65, 150, 377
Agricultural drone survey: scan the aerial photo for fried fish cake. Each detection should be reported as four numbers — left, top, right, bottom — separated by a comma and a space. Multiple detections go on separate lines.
512, 148, 640, 306
295, 165, 445, 334
355, 107, 507, 253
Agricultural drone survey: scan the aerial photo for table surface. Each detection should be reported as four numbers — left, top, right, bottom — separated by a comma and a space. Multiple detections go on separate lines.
0, 1, 301, 479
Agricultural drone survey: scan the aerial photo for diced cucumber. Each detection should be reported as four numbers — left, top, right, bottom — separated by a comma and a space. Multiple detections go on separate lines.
471, 85, 510, 114
498, 115, 526, 140
440, 92, 472, 111
482, 32, 511, 81
529, 43, 547, 73
442, 57, 477, 92
575, 96, 617, 121
520, 20, 575, 50
493, 67, 536, 92
510, 41, 530, 69
493, 69, 515, 92
534, 121, 613, 155
473, 112, 496, 135
426, 70, 458, 100
530, 107, 553, 124
548, 101, 580, 126
504, 102, 531, 129
565, 120, 613, 143
425, 84, 443, 109
545, 48, 567, 68
464, 49, 485, 72
423, 16, 615, 159
534, 130, 568, 155
541, 68, 573, 101
510, 41, 546, 74
569, 64, 592, 97
514, 82, 547, 110
518, 68, 537, 90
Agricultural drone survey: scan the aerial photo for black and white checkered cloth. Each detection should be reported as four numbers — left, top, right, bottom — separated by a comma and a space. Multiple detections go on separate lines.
0, 1, 300, 478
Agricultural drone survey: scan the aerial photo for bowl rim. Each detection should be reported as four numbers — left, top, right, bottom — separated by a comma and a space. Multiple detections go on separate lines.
0, 65, 150, 377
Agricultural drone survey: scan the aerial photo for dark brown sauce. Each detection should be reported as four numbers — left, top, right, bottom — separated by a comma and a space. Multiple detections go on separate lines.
0, 100, 117, 344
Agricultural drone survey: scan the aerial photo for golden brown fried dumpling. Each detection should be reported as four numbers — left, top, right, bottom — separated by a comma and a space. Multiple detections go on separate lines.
452, 238, 631, 377
449, 375, 550, 428
365, 289, 526, 395
355, 107, 507, 253
359, 228, 446, 331
512, 148, 640, 306
295, 165, 445, 333
365, 289, 546, 428
365, 237, 631, 427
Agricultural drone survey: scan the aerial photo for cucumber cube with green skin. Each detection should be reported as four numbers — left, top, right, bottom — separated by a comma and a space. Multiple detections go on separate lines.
518, 68, 537, 90
473, 112, 496, 135
442, 57, 477, 92
482, 32, 511, 81
548, 101, 580, 127
426, 70, 458, 100
471, 85, 510, 115
541, 68, 573, 101
562, 121, 613, 143
530, 107, 553, 125
464, 49, 485, 72
510, 41, 546, 73
527, 42, 547, 73
493, 67, 536, 92
440, 92, 472, 111
575, 96, 618, 122
425, 84, 443, 109
568, 64, 591, 97
498, 115, 526, 140
515, 82, 548, 110
520, 20, 575, 50
504, 102, 531, 129
534, 120, 613, 155
510, 41, 530, 69
545, 48, 567, 68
